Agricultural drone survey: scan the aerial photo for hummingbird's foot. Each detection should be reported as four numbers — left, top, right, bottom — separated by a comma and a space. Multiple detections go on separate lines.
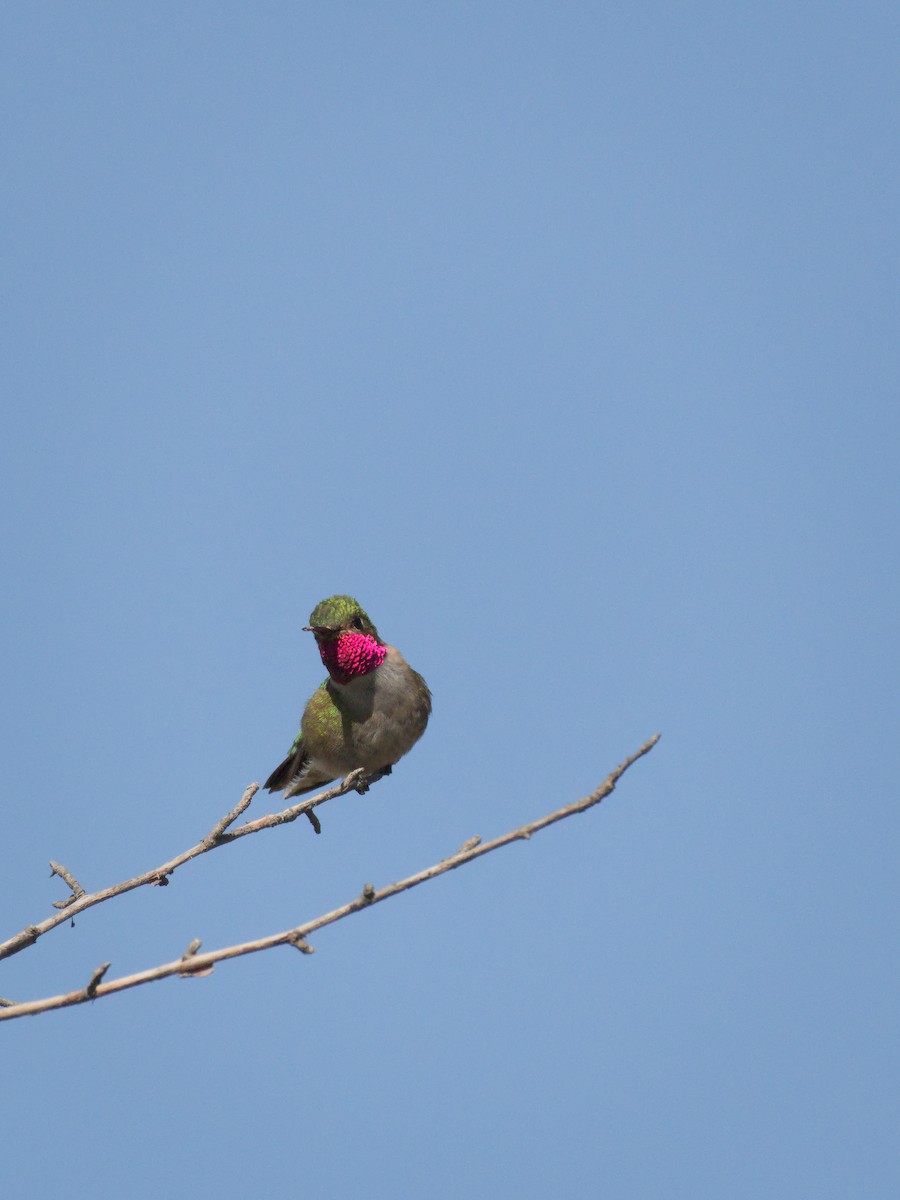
354, 764, 393, 795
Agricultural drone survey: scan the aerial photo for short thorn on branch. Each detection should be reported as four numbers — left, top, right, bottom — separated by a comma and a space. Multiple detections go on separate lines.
84, 962, 111, 998
284, 766, 380, 832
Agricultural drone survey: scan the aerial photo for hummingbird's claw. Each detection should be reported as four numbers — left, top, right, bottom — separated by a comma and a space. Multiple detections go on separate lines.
354, 764, 393, 795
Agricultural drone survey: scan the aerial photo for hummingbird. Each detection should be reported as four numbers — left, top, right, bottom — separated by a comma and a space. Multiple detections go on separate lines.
264, 595, 431, 827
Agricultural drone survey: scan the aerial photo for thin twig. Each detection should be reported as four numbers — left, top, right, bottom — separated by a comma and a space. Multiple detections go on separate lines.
0, 734, 660, 1022
0, 768, 370, 965
201, 784, 258, 848
49, 861, 85, 909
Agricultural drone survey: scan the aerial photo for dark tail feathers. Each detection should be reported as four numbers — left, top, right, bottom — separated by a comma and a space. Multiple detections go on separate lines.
264, 748, 308, 793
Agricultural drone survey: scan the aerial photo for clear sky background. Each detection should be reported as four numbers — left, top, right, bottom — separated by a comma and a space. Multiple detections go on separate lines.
1, 3, 897, 1197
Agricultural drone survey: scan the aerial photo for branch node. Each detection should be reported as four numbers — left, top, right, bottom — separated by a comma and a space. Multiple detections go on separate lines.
287, 932, 315, 954
85, 962, 111, 997
446, 835, 481, 860
179, 938, 213, 977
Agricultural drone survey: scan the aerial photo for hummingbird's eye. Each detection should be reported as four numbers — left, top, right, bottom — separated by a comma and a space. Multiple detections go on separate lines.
351, 616, 364, 630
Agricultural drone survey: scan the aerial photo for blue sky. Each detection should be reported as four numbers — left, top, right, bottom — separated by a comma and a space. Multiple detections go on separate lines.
2, 3, 897, 1196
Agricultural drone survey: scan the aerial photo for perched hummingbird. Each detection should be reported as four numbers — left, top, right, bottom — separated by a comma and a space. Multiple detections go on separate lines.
264, 596, 432, 817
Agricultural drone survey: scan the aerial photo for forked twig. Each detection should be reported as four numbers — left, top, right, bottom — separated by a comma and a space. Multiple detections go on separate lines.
0, 734, 660, 1022
0, 770, 373, 965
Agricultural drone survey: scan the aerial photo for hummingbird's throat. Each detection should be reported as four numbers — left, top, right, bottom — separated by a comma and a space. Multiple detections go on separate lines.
318, 631, 386, 684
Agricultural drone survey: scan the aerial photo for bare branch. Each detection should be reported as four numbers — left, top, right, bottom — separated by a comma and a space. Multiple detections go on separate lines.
0, 734, 660, 1022
0, 768, 371, 965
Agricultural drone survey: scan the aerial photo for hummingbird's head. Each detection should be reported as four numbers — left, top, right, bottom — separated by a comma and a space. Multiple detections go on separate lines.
304, 595, 386, 684
304, 595, 380, 642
